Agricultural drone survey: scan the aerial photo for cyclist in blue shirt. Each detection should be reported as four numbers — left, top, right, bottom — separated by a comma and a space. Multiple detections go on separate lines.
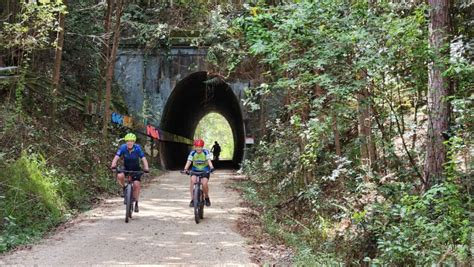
184, 139, 215, 207
111, 133, 149, 212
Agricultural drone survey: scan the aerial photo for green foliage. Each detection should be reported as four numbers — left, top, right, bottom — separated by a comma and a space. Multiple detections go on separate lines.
223, 0, 472, 265
0, 0, 66, 116
122, 4, 169, 49
369, 183, 471, 265
0, 153, 66, 252
63, 0, 103, 89
192, 5, 245, 77
0, 0, 200, 254
0, 1, 65, 52
0, 103, 118, 252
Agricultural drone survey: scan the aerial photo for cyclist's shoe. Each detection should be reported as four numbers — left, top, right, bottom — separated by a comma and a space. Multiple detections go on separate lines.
134, 202, 139, 213
189, 200, 194, 207
205, 198, 211, 207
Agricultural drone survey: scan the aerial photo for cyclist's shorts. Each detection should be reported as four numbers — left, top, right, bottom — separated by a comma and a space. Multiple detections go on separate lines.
119, 171, 143, 182
191, 172, 210, 179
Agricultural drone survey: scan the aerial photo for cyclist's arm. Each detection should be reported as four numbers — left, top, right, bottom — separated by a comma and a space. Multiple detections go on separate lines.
205, 150, 214, 169
135, 145, 149, 171
141, 157, 149, 171
111, 155, 120, 168
184, 160, 192, 171
208, 159, 214, 170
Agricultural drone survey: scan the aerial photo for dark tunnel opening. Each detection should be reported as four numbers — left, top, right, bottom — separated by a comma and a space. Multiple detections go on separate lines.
159, 71, 245, 169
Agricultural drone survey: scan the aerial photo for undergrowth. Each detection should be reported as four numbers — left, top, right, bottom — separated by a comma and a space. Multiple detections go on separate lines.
0, 104, 128, 252
0, 153, 66, 251
239, 141, 472, 266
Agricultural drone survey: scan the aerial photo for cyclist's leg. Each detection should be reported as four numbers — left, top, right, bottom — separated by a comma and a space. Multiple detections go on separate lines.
132, 174, 142, 212
190, 175, 197, 198
202, 176, 211, 206
132, 174, 142, 201
189, 175, 197, 207
133, 180, 141, 201
117, 172, 125, 187
202, 178, 209, 198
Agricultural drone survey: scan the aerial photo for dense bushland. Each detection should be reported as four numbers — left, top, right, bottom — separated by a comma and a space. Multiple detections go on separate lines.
0, 103, 121, 252
200, 1, 473, 265
0, 0, 153, 252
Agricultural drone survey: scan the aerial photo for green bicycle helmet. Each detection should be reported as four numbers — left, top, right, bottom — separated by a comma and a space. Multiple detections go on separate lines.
124, 133, 136, 141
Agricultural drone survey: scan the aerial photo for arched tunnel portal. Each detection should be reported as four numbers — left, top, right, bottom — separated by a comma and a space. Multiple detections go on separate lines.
160, 71, 245, 169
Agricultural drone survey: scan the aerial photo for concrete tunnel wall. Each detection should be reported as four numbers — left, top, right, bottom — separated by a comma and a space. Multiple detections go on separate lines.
159, 71, 245, 169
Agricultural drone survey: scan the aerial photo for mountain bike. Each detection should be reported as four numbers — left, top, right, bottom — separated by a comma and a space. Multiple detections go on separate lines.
181, 170, 213, 224
112, 168, 145, 223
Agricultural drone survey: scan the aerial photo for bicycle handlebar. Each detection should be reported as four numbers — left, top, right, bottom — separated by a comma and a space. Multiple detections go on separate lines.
180, 169, 214, 176
111, 167, 148, 174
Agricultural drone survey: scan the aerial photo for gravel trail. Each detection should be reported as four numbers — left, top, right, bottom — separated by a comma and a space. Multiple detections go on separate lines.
0, 170, 255, 266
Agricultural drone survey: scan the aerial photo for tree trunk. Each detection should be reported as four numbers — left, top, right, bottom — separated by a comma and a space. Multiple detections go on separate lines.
358, 89, 369, 164
412, 90, 420, 150
97, 0, 114, 115
6, 0, 20, 23
51, 1, 67, 121
357, 70, 376, 174
315, 77, 341, 157
424, 0, 451, 189
368, 85, 377, 168
102, 0, 125, 137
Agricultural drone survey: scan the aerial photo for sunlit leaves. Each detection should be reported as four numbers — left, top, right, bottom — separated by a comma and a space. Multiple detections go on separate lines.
230, 0, 470, 265
0, 1, 65, 51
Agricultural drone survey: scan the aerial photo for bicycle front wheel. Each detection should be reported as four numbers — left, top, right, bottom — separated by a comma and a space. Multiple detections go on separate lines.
193, 187, 200, 224
199, 201, 204, 219
125, 184, 133, 223
199, 193, 204, 219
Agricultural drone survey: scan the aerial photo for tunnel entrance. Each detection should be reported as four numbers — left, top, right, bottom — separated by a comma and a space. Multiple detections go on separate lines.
160, 71, 245, 169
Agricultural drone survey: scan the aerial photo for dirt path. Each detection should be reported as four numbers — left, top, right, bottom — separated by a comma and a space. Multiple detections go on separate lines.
0, 170, 256, 266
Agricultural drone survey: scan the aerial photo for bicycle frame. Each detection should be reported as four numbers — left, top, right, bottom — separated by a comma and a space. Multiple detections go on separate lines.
182, 170, 212, 224
113, 168, 145, 223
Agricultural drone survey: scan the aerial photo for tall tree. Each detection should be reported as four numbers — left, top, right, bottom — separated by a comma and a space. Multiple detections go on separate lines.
51, 0, 67, 122
97, 0, 114, 115
103, 0, 125, 137
357, 70, 376, 174
424, 0, 451, 189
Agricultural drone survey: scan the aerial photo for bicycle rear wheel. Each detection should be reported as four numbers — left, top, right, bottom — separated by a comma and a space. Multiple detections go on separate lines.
193, 187, 200, 224
125, 184, 133, 223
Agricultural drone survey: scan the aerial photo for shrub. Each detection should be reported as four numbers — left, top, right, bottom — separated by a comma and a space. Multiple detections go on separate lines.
0, 153, 66, 252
